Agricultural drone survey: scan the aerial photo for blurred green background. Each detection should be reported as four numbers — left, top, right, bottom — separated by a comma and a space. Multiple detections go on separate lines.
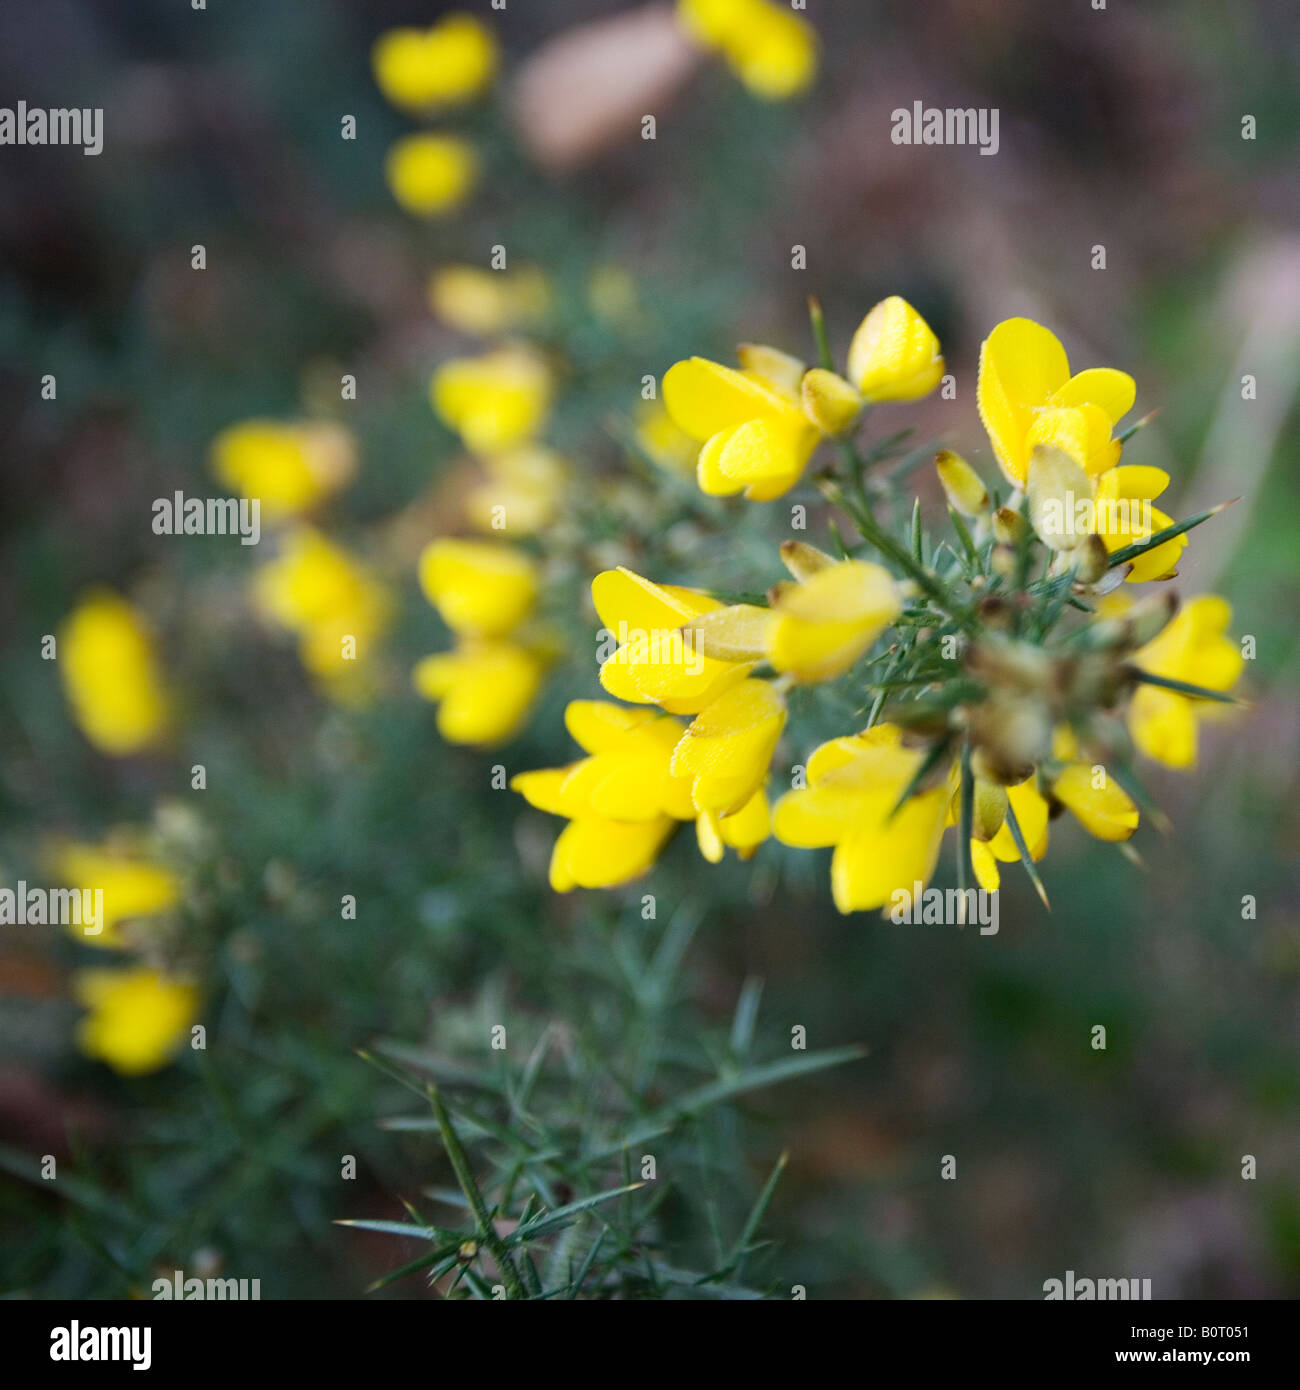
1, 0, 1298, 1298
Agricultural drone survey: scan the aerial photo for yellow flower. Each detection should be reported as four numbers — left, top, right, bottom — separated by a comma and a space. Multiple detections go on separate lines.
678, 0, 817, 100
74, 966, 198, 1076
512, 701, 697, 890
1048, 728, 1139, 841
977, 316, 1136, 487
684, 559, 901, 685
49, 841, 180, 950
413, 639, 545, 747
464, 446, 568, 537
210, 420, 356, 522
428, 265, 550, 338
633, 400, 699, 476
670, 678, 786, 820
418, 539, 537, 638
59, 591, 169, 757
847, 297, 944, 403
431, 347, 552, 453
372, 15, 498, 112
1129, 596, 1242, 768
772, 725, 950, 913
662, 353, 821, 500
767, 560, 901, 682
696, 787, 770, 863
593, 567, 752, 714
254, 528, 392, 683
385, 134, 478, 218
1093, 465, 1184, 582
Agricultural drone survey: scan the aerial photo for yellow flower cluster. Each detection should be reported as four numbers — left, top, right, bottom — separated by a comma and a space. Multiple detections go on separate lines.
511, 298, 1245, 914
676, 0, 818, 100
50, 831, 196, 1075
415, 540, 547, 746
373, 13, 497, 218
663, 296, 943, 499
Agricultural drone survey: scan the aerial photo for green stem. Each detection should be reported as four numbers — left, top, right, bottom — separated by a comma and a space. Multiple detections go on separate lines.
429, 1085, 527, 1300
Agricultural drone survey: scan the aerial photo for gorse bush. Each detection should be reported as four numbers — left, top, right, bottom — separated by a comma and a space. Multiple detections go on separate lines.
2, 2, 1275, 1303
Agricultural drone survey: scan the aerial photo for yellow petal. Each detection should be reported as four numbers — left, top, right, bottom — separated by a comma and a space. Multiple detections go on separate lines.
768, 562, 901, 682
548, 816, 676, 891
977, 317, 1071, 485
662, 356, 795, 440
564, 699, 658, 754
1051, 367, 1136, 425
1052, 763, 1139, 841
828, 789, 948, 914
670, 678, 786, 815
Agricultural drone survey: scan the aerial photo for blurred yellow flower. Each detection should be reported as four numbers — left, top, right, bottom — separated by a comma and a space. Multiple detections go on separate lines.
49, 841, 180, 950
74, 966, 198, 1076
634, 400, 698, 476
512, 701, 698, 890
847, 297, 944, 403
662, 353, 821, 500
1129, 595, 1243, 768
418, 538, 537, 638
464, 446, 568, 537
372, 15, 498, 112
413, 639, 545, 747
59, 591, 169, 757
428, 265, 550, 338
593, 567, 752, 714
678, 0, 817, 100
385, 133, 478, 218
431, 347, 552, 453
254, 528, 392, 687
977, 317, 1136, 487
210, 420, 356, 523
772, 725, 949, 914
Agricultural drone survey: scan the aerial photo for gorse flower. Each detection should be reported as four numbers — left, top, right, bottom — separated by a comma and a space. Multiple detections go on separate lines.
463, 446, 568, 537
663, 297, 943, 499
59, 591, 170, 757
50, 839, 180, 950
211, 420, 356, 522
977, 316, 1136, 486
372, 15, 498, 113
254, 527, 392, 699
74, 966, 198, 1076
429, 265, 551, 338
415, 540, 546, 746
1129, 595, 1244, 768
385, 133, 479, 218
677, 0, 818, 101
418, 539, 538, 638
509, 298, 1244, 914
431, 346, 553, 453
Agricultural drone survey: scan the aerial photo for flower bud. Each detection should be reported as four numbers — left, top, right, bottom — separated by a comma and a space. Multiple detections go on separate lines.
935, 450, 988, 516
993, 507, 1027, 546
846, 296, 944, 402
779, 540, 837, 582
